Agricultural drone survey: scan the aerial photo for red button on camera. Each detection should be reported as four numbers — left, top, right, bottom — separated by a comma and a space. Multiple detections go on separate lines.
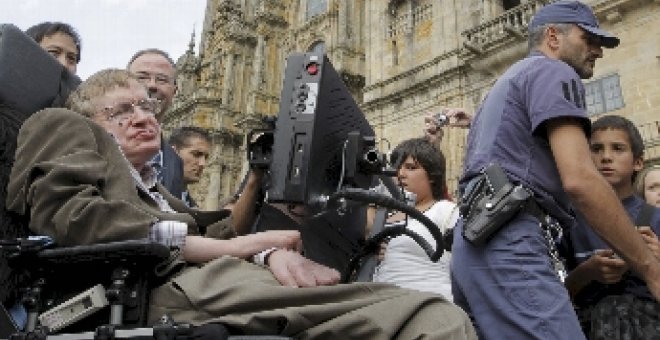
306, 62, 319, 75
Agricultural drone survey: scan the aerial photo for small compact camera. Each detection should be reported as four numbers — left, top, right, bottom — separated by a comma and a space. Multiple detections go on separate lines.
434, 111, 449, 127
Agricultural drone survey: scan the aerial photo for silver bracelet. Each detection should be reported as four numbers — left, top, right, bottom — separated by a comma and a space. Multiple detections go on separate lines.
252, 247, 279, 267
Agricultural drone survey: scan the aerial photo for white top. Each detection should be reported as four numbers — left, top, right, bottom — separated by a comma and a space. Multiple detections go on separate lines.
372, 200, 459, 300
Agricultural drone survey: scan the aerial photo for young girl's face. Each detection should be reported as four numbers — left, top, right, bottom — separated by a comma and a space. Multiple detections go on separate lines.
397, 156, 433, 203
643, 168, 660, 208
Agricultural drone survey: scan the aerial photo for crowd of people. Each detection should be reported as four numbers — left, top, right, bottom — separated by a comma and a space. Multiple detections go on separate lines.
1, 1, 659, 339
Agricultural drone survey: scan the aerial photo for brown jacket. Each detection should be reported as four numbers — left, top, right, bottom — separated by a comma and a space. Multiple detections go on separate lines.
6, 108, 231, 246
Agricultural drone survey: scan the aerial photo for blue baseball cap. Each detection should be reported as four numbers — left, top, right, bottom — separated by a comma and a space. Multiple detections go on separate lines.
529, 1, 620, 48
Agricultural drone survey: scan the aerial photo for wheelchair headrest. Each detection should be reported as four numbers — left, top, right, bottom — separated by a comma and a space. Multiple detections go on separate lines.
0, 23, 81, 119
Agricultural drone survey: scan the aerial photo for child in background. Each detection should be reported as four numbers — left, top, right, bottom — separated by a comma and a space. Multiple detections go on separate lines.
563, 115, 660, 339
635, 164, 660, 208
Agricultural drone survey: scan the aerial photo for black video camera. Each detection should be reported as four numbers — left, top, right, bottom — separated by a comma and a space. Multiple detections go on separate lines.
247, 117, 276, 170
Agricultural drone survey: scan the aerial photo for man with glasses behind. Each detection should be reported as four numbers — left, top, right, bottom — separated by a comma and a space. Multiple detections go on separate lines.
127, 48, 185, 201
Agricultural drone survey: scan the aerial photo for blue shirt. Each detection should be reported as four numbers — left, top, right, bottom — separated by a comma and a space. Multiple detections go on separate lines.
460, 51, 591, 228
567, 195, 660, 304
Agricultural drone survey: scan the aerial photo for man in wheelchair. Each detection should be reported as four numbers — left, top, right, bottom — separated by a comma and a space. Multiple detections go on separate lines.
6, 69, 475, 339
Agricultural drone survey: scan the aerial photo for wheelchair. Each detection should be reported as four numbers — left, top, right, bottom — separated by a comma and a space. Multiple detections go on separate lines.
0, 238, 292, 340
0, 23, 289, 340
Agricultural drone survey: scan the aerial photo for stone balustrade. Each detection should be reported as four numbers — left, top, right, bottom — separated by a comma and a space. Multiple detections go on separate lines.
462, 0, 552, 54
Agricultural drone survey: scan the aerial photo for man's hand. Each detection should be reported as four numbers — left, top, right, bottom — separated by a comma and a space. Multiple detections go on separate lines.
443, 108, 473, 128
630, 228, 660, 300
639, 227, 660, 259
423, 113, 444, 144
267, 249, 340, 287
423, 108, 472, 143
584, 249, 628, 284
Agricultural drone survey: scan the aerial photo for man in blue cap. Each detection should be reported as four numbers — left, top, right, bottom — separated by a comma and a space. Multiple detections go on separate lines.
451, 1, 660, 339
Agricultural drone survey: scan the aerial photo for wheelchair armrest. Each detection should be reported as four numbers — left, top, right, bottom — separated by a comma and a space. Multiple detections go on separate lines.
36, 240, 171, 267
1, 239, 171, 276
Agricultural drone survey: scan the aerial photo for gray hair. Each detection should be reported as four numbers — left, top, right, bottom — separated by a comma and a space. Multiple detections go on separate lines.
528, 23, 573, 51
65, 69, 135, 117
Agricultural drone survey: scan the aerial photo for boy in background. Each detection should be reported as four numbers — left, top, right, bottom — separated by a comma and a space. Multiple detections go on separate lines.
563, 115, 660, 339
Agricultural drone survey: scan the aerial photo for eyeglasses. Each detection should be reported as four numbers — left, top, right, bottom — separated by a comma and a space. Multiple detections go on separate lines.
99, 98, 160, 124
134, 72, 174, 86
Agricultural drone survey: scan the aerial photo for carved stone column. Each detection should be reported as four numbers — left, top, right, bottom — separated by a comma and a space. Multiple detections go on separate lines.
221, 53, 235, 108
247, 34, 265, 114
338, 0, 348, 42
204, 165, 222, 210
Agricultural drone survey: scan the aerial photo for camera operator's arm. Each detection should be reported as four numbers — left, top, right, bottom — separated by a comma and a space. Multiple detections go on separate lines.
230, 169, 264, 235
182, 230, 301, 263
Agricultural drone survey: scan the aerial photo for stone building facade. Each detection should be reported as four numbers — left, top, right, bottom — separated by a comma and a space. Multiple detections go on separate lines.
163, 0, 660, 208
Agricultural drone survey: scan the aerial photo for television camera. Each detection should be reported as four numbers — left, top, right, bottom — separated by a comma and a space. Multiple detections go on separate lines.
247, 52, 446, 282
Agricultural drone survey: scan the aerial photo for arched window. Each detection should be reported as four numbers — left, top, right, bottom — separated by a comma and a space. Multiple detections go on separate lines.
306, 0, 328, 20
502, 0, 520, 11
308, 41, 326, 55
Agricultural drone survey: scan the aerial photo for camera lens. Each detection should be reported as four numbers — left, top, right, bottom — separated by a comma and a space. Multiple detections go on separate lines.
435, 113, 448, 127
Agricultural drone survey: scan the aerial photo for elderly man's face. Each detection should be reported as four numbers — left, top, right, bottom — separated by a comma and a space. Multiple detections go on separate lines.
92, 80, 161, 169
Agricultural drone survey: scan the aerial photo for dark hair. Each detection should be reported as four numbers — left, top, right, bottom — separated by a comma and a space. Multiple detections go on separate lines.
25, 22, 81, 62
127, 48, 176, 69
591, 115, 644, 159
390, 137, 447, 200
169, 126, 211, 149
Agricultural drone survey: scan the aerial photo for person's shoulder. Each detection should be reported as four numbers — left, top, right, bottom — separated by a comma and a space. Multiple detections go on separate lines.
428, 200, 457, 219
521, 54, 580, 80
432, 200, 457, 210
18, 108, 103, 147
24, 108, 90, 127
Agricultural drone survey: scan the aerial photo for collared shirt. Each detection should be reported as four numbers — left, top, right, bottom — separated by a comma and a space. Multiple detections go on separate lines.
181, 190, 197, 208
148, 150, 165, 183
128, 158, 187, 249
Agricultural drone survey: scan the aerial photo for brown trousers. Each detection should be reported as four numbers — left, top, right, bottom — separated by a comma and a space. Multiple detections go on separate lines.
149, 256, 476, 340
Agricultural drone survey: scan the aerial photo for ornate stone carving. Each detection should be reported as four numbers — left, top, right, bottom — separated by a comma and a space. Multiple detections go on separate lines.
340, 71, 365, 91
